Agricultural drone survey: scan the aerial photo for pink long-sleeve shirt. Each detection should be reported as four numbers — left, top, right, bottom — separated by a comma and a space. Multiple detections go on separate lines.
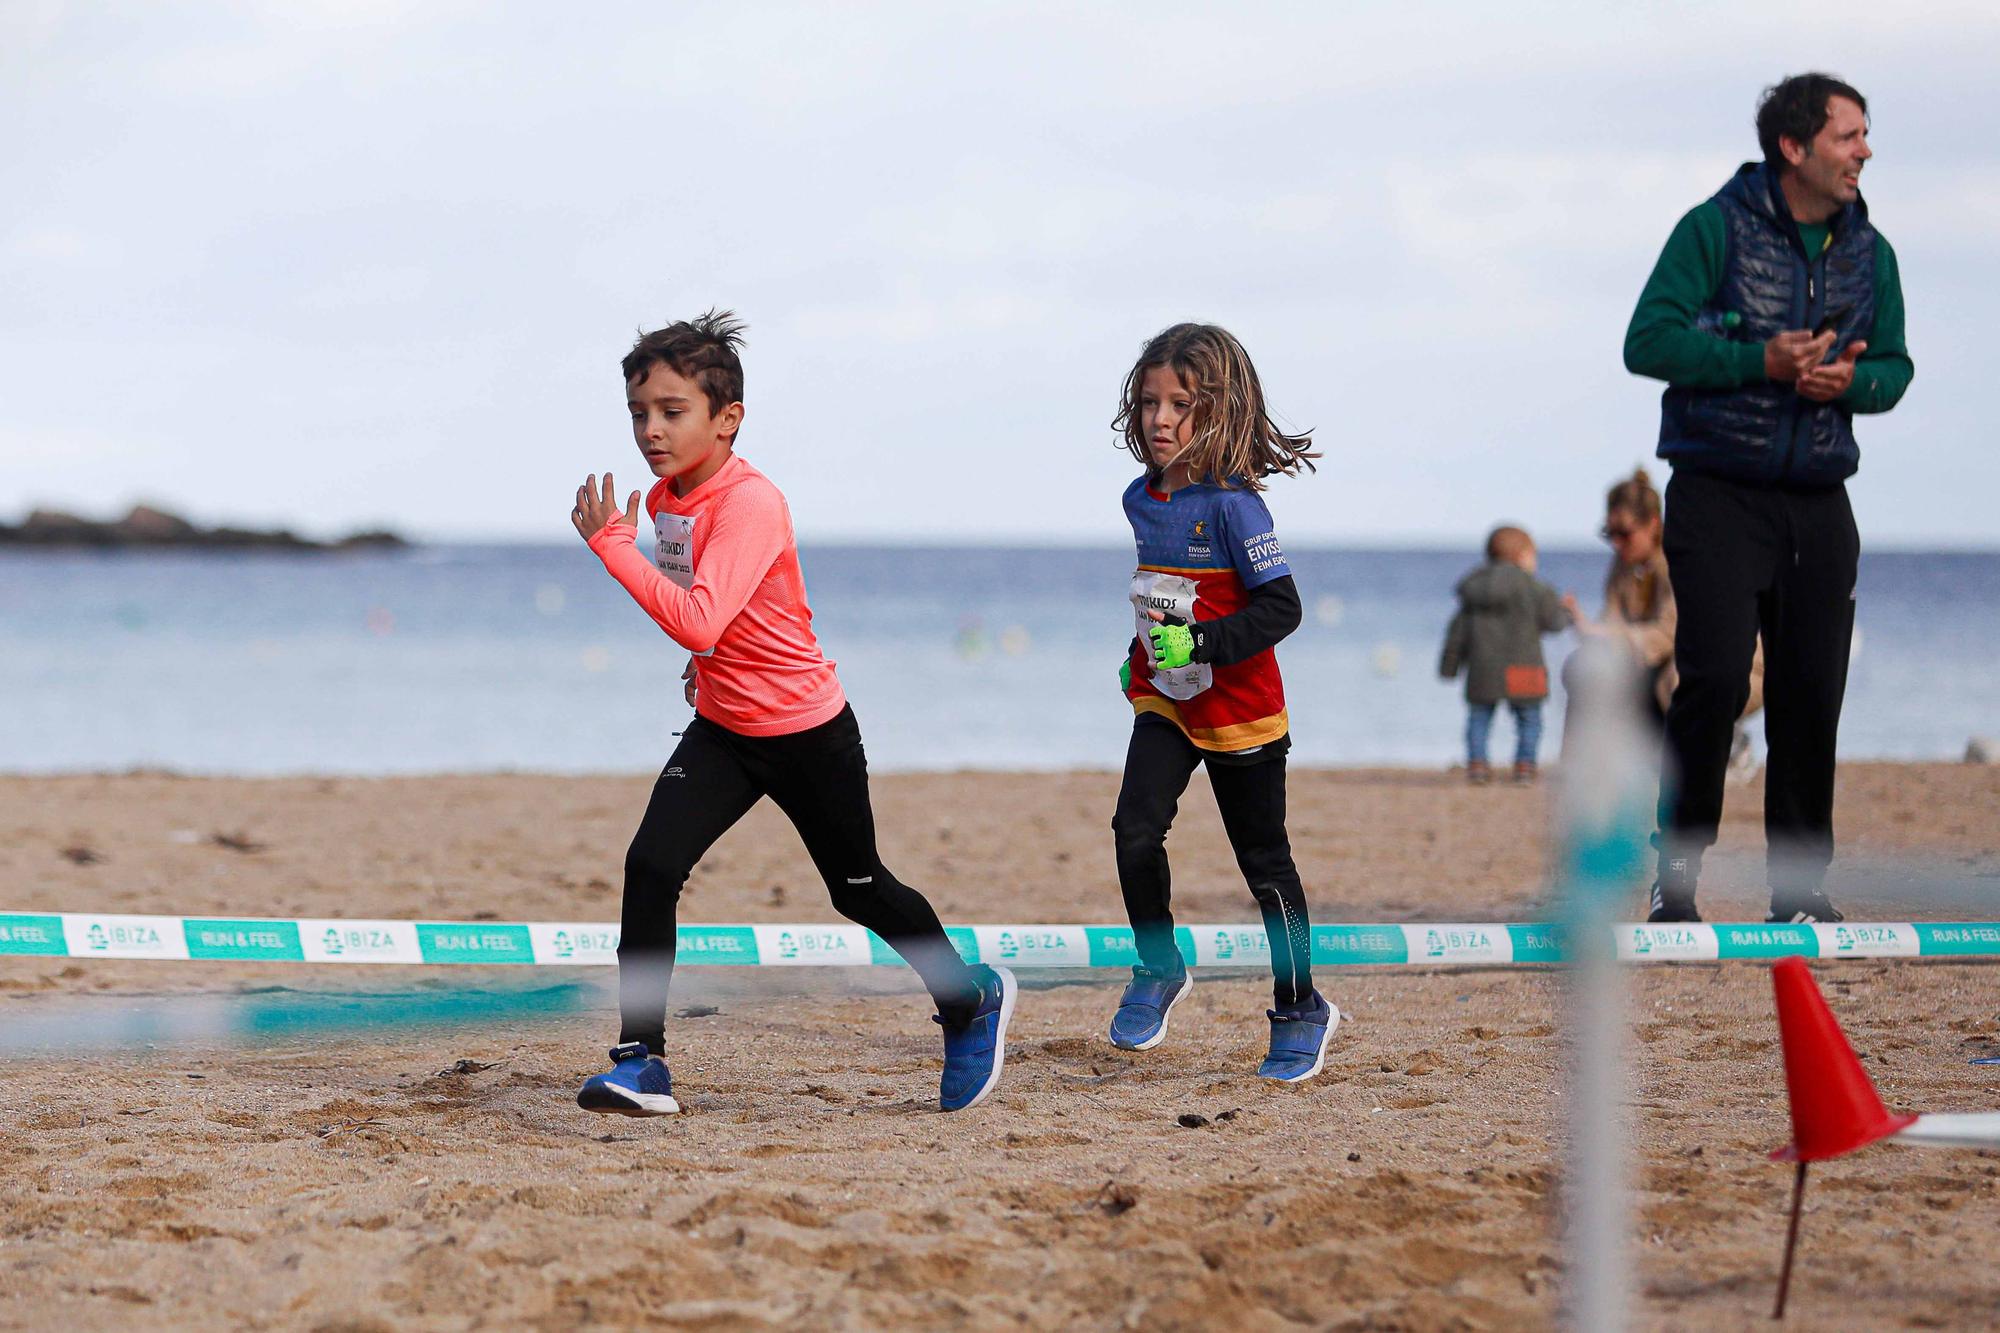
587, 453, 846, 737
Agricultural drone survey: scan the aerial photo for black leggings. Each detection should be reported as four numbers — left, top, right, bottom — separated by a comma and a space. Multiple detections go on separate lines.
1111, 717, 1315, 1008
617, 705, 983, 1054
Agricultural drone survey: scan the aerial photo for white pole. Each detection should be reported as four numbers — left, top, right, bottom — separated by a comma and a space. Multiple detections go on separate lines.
1557, 645, 1654, 1331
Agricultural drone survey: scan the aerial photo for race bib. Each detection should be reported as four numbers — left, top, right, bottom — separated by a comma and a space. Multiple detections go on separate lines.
1130, 570, 1210, 700
655, 513, 713, 657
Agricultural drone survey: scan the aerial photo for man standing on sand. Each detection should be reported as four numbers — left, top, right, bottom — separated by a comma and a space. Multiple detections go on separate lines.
1624, 73, 1914, 924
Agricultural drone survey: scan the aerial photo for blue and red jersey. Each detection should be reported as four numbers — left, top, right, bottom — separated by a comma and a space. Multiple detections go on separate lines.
1122, 475, 1291, 752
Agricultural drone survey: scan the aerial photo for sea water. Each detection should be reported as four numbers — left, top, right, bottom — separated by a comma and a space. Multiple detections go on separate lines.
3, 545, 1993, 774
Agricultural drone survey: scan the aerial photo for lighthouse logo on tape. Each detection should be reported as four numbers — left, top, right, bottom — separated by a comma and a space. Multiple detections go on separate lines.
89, 921, 161, 952
530, 924, 619, 965
755, 926, 863, 965
1188, 926, 1270, 967
1414, 925, 1506, 963
299, 919, 421, 963
974, 926, 1087, 966
1623, 924, 1716, 961
1824, 923, 1919, 957
63, 914, 187, 959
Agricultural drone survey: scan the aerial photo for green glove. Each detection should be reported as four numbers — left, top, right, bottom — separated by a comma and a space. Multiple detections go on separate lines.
1148, 622, 1195, 669
1118, 658, 1132, 691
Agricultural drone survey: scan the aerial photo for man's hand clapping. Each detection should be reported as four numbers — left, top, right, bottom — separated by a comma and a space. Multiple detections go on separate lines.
1797, 341, 1868, 403
1762, 328, 1837, 383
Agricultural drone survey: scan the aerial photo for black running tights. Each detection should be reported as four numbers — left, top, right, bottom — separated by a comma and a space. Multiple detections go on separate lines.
617, 706, 983, 1054
1111, 716, 1315, 1008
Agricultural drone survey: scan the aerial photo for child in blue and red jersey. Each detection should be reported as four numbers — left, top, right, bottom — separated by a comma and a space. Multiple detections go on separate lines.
1107, 322, 1335, 1082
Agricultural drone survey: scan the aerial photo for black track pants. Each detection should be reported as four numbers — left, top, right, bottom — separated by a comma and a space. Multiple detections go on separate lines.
1657, 469, 1860, 893
1111, 716, 1315, 1008
617, 705, 983, 1054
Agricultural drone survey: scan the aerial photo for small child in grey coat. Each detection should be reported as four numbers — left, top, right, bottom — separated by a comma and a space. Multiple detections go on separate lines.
1439, 526, 1571, 783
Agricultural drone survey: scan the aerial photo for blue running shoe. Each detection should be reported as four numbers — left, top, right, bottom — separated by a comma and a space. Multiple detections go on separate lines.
1108, 967, 1192, 1051
1258, 993, 1338, 1083
576, 1042, 681, 1116
936, 966, 1016, 1112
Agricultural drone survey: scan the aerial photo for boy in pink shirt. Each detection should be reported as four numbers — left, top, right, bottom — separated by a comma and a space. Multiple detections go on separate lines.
569, 311, 1014, 1115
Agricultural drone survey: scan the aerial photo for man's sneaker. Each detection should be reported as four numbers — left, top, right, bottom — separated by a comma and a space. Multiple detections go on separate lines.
576, 1043, 680, 1116
1646, 881, 1702, 923
1513, 760, 1538, 785
937, 966, 1016, 1112
1467, 761, 1492, 786
1108, 967, 1193, 1051
1768, 891, 1843, 925
1258, 992, 1338, 1083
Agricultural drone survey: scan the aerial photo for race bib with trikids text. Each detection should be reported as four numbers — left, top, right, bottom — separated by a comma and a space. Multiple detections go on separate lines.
1130, 570, 1211, 700
655, 512, 713, 657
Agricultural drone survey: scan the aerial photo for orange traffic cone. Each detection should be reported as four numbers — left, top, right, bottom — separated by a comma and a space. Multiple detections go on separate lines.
1766, 957, 1917, 1319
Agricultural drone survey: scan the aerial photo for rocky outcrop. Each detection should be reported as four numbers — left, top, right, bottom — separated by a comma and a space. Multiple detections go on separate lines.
0, 505, 406, 550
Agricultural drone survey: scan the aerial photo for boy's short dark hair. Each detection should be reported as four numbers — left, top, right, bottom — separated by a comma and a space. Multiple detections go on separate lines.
1756, 73, 1867, 165
620, 309, 747, 414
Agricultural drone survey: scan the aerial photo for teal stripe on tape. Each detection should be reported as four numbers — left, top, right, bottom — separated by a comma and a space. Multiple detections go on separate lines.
0, 914, 67, 956
1508, 924, 1566, 963
1912, 923, 2000, 955
1085, 926, 1139, 968
11, 914, 2000, 967
186, 918, 304, 961
417, 923, 535, 964
676, 925, 759, 965
1312, 925, 1408, 966
1715, 924, 1819, 959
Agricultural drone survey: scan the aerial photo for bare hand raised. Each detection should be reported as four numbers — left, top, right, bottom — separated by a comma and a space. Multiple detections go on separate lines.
681, 656, 697, 707
1763, 329, 1837, 383
571, 473, 641, 541
1796, 341, 1868, 403
1563, 592, 1605, 637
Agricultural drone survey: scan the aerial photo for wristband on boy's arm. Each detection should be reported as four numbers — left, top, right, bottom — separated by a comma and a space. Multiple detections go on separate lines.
1184, 576, 1301, 667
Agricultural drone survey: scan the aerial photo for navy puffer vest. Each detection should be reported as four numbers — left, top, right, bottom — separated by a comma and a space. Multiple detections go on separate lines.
1657, 162, 1876, 487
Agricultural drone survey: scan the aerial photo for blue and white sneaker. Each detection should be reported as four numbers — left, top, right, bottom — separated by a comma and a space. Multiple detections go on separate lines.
937, 966, 1016, 1112
1108, 967, 1192, 1051
576, 1042, 681, 1116
1258, 993, 1338, 1083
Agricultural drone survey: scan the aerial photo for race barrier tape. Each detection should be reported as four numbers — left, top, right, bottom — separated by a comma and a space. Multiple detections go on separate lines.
5, 913, 2000, 967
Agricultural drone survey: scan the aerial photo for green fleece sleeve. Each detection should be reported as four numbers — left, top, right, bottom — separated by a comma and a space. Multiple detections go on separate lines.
1623, 203, 1769, 389
1841, 234, 1914, 413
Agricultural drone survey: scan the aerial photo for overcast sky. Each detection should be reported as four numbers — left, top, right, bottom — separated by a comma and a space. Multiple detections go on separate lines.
3, 1, 1994, 546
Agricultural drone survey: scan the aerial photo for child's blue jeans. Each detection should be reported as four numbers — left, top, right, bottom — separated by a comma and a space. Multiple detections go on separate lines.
1467, 700, 1543, 766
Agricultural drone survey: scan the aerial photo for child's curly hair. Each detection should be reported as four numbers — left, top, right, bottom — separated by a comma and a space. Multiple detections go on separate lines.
1112, 322, 1317, 491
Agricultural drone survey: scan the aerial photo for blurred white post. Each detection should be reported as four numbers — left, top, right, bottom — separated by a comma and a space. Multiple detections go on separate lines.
1556, 644, 1655, 1331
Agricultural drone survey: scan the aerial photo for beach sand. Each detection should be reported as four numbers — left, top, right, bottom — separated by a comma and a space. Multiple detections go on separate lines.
3, 762, 1998, 1329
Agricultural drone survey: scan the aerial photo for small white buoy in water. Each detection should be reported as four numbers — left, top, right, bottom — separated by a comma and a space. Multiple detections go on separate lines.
1315, 595, 1345, 628
535, 583, 566, 616
1371, 642, 1402, 678
999, 625, 1031, 657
